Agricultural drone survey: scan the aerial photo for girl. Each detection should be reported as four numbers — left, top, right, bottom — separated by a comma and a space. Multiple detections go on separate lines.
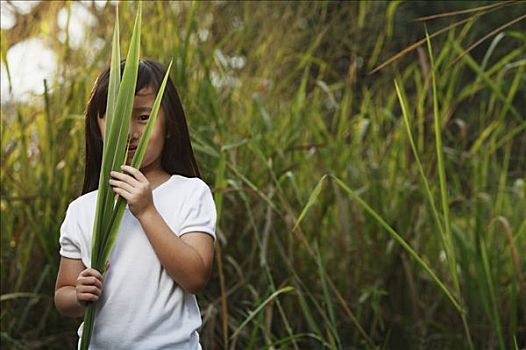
54, 59, 216, 349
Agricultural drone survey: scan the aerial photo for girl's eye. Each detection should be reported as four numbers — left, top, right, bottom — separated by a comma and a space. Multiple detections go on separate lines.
139, 114, 150, 122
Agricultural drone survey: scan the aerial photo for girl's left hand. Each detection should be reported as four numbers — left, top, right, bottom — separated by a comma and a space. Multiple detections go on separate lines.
109, 165, 153, 218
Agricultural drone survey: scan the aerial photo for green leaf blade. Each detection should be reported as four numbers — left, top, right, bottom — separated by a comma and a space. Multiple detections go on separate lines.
91, 4, 121, 267
81, 3, 142, 350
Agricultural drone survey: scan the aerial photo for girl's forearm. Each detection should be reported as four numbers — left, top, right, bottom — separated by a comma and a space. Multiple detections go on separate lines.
136, 207, 210, 294
55, 286, 84, 318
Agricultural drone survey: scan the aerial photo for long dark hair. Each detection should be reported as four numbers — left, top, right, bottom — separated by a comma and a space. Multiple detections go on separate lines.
81, 59, 201, 194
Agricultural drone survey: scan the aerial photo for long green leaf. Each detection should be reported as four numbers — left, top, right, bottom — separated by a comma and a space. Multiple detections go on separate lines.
394, 80, 445, 238
426, 31, 461, 296
426, 32, 474, 350
91, 3, 121, 266
332, 176, 463, 312
80, 3, 142, 350
106, 5, 121, 132
80, 6, 124, 350
230, 286, 294, 341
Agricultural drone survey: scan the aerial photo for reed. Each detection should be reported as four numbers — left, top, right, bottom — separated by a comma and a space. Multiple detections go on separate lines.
1, 2, 524, 348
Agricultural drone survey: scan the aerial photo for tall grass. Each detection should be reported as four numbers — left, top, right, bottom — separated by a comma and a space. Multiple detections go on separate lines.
1, 2, 524, 349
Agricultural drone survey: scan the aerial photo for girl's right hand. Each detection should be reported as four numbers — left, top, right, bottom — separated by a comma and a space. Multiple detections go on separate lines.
75, 268, 103, 305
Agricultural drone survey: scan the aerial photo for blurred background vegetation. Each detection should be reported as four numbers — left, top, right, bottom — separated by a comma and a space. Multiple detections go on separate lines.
1, 1, 525, 349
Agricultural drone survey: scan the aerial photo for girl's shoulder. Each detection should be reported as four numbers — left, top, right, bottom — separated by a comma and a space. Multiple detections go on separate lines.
67, 189, 99, 212
162, 175, 213, 199
166, 174, 210, 190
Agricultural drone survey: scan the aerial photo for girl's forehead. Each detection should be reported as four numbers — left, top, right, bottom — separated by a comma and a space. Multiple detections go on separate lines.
134, 87, 156, 106
136, 86, 155, 96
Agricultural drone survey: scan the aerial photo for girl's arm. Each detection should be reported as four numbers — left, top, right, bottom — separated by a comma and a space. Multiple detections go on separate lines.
110, 166, 214, 294
55, 257, 104, 318
137, 210, 214, 294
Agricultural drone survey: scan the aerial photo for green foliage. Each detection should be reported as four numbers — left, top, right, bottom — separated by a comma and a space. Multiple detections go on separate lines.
1, 1, 525, 349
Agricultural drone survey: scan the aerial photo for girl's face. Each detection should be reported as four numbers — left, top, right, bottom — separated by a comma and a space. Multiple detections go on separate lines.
97, 86, 167, 173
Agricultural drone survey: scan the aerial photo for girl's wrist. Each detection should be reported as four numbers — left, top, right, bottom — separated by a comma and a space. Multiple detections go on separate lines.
135, 204, 158, 223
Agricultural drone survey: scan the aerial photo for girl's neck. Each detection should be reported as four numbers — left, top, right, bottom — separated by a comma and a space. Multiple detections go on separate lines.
140, 163, 171, 190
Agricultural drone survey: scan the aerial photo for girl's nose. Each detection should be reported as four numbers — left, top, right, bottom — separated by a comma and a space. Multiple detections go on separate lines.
129, 128, 140, 141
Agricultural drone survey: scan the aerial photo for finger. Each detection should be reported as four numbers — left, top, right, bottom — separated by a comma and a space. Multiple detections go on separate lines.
109, 178, 135, 193
121, 165, 148, 182
80, 268, 103, 281
77, 276, 102, 289
78, 292, 99, 302
110, 171, 141, 187
77, 285, 102, 296
112, 186, 132, 201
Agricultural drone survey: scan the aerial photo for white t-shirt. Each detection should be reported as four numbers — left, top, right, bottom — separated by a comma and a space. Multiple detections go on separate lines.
59, 175, 216, 350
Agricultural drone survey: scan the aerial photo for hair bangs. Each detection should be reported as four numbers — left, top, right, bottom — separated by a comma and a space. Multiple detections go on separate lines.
136, 61, 159, 96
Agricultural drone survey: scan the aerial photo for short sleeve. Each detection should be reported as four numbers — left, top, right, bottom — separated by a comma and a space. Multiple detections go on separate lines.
178, 181, 217, 240
59, 202, 82, 259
